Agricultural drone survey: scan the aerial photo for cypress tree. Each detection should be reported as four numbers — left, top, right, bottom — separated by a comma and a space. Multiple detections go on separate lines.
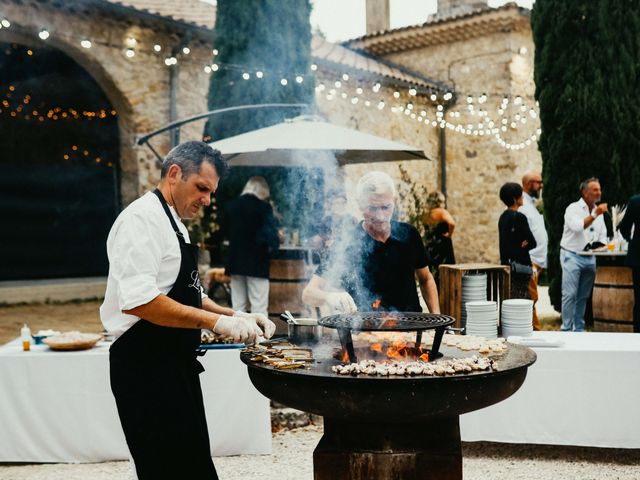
532, 0, 640, 309
205, 0, 314, 140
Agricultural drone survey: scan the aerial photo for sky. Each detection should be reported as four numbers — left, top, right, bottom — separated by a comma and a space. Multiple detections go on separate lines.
311, 0, 535, 42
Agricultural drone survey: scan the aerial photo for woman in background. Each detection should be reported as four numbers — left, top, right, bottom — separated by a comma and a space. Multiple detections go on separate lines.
498, 182, 536, 299
422, 191, 456, 286
221, 176, 280, 316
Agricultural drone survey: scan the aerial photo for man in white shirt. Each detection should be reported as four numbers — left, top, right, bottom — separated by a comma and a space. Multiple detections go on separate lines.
519, 171, 547, 330
100, 141, 275, 479
559, 178, 608, 331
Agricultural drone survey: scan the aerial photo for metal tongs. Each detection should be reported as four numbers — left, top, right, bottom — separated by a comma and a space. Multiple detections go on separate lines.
280, 310, 299, 325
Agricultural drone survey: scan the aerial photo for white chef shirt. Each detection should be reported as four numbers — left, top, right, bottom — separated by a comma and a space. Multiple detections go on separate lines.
100, 191, 205, 339
519, 192, 548, 268
560, 197, 607, 253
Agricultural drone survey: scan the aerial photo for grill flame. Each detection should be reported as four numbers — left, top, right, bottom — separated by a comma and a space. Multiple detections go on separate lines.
368, 336, 429, 362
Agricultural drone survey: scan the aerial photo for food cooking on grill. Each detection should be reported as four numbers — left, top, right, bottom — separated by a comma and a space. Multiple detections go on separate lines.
332, 355, 494, 377
244, 341, 314, 369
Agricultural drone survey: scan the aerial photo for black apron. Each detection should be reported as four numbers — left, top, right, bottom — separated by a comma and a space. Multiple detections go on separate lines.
109, 189, 218, 480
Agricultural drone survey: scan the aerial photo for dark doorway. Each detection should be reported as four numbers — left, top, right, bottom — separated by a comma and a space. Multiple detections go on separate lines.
0, 42, 120, 280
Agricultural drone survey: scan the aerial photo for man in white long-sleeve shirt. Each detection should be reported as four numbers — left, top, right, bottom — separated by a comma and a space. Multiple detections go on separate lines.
520, 170, 547, 330
559, 178, 608, 331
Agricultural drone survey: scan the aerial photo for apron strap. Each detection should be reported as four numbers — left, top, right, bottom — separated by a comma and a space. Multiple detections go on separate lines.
153, 188, 186, 243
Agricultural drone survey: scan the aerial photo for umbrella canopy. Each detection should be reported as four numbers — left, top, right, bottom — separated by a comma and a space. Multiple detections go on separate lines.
209, 116, 430, 168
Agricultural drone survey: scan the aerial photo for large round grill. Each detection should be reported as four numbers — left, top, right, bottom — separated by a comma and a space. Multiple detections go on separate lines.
319, 311, 455, 363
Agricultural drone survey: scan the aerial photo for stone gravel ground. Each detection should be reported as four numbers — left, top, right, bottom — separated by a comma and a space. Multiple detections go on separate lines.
2, 425, 639, 480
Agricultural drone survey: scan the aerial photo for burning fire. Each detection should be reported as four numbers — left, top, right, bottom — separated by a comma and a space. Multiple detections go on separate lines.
372, 299, 381, 310
370, 338, 429, 362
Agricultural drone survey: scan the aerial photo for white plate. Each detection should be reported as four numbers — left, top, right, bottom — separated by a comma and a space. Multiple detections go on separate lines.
502, 299, 534, 307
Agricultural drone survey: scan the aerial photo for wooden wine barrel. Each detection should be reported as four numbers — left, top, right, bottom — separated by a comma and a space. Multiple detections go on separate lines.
268, 250, 309, 320
592, 264, 634, 332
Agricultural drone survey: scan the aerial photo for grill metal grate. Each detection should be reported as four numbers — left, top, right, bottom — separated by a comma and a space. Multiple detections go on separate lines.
319, 312, 455, 331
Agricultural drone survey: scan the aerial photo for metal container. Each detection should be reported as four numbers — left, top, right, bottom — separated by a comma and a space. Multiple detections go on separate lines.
287, 318, 321, 345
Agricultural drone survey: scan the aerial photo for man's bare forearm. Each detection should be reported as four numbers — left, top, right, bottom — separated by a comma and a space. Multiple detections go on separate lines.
123, 294, 220, 330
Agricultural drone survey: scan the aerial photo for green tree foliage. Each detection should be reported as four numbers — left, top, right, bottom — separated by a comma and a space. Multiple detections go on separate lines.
205, 0, 314, 141
532, 0, 640, 309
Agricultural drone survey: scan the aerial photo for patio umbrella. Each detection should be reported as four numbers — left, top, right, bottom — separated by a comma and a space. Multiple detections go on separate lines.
208, 116, 430, 168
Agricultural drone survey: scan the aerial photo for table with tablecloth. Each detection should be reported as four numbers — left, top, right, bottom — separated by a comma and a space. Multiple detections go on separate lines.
460, 331, 640, 448
0, 340, 271, 463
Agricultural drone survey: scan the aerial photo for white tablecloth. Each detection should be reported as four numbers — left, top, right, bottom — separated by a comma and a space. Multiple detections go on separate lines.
0, 340, 271, 463
461, 331, 640, 448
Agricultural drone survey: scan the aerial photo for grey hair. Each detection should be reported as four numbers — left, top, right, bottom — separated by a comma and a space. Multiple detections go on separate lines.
241, 176, 271, 201
161, 141, 228, 180
580, 177, 599, 193
356, 171, 396, 208
427, 190, 446, 209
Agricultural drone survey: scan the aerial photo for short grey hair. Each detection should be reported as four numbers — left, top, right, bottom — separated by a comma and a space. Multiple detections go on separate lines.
161, 141, 228, 180
580, 177, 599, 193
241, 176, 271, 201
356, 171, 396, 208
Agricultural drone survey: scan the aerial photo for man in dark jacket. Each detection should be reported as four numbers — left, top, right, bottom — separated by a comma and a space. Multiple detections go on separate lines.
222, 176, 280, 315
619, 193, 640, 332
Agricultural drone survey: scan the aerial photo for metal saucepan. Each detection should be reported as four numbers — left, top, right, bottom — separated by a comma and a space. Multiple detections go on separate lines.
281, 314, 322, 345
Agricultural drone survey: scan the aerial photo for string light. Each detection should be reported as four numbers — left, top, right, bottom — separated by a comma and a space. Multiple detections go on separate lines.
1, 17, 540, 151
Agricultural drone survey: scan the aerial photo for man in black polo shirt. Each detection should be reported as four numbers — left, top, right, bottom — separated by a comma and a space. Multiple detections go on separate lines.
302, 171, 440, 313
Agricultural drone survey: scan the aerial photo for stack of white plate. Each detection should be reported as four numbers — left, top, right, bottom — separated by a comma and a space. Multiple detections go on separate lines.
501, 299, 534, 338
461, 274, 487, 327
465, 300, 498, 338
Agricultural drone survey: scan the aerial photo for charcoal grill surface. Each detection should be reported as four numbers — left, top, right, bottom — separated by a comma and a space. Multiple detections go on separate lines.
319, 311, 455, 331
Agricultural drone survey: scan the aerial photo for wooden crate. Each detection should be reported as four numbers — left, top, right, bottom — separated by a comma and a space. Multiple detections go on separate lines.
438, 263, 511, 329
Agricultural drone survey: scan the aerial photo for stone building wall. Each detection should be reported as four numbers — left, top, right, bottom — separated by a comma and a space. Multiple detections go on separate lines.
0, 1, 213, 206
382, 26, 539, 263
314, 70, 441, 222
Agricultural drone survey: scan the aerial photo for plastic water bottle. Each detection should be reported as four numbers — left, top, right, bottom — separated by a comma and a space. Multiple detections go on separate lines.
21, 324, 31, 351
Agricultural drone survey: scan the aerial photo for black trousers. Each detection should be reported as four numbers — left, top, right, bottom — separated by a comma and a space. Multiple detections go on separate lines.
110, 355, 218, 480
633, 267, 640, 333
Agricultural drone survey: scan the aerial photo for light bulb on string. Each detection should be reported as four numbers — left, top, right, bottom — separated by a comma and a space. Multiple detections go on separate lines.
356, 87, 363, 95
393, 91, 400, 99
182, 47, 191, 55
125, 37, 137, 48
211, 64, 219, 71
409, 88, 417, 96
1, 19, 10, 28
373, 83, 381, 92
430, 94, 437, 102
256, 71, 263, 78
466, 95, 473, 104
153, 44, 162, 52
443, 92, 452, 101
242, 72, 250, 80
340, 92, 347, 99
80, 39, 92, 49
125, 48, 135, 58
295, 75, 304, 83
212, 49, 219, 56
39, 29, 50, 40
310, 64, 317, 71
342, 73, 349, 81
334, 81, 342, 88
280, 78, 288, 86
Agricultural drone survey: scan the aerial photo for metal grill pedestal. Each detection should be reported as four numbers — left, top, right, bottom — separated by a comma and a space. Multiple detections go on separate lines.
314, 416, 462, 480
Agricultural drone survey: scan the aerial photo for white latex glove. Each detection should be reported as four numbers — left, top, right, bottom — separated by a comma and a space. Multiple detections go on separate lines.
325, 292, 357, 314
212, 315, 263, 344
235, 311, 276, 339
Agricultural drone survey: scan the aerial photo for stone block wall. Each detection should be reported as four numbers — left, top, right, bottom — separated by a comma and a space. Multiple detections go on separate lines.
382, 27, 540, 263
